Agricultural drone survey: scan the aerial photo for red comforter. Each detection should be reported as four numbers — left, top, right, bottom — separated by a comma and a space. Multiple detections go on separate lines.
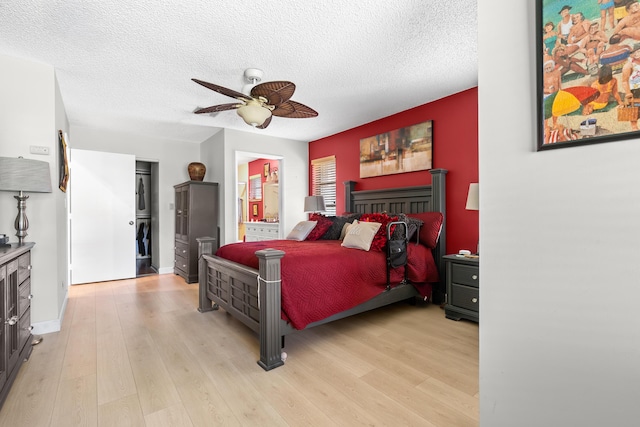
215, 240, 439, 330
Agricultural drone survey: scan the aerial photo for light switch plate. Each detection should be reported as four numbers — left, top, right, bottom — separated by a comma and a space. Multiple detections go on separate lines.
30, 145, 50, 155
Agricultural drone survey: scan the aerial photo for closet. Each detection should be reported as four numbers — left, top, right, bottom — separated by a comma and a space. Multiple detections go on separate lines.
136, 161, 156, 276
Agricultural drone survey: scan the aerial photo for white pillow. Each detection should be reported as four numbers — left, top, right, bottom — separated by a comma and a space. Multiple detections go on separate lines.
341, 221, 381, 251
286, 220, 318, 241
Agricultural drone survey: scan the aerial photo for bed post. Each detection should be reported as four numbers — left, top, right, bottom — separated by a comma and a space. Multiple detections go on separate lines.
256, 248, 286, 371
344, 180, 356, 212
197, 237, 219, 313
429, 169, 447, 304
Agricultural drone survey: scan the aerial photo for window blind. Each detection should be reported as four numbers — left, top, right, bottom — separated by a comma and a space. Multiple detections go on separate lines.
249, 175, 262, 200
311, 155, 336, 216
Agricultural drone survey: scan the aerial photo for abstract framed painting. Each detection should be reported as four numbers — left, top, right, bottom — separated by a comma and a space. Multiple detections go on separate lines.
537, 0, 640, 150
359, 120, 432, 178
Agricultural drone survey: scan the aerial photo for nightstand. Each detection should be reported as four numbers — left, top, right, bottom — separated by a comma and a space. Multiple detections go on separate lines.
443, 254, 479, 322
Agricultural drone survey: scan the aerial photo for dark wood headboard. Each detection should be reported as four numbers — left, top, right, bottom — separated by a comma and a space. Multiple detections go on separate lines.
343, 168, 448, 302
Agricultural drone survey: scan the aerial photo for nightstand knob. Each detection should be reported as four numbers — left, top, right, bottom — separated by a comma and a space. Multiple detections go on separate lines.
472, 298, 478, 303
472, 274, 478, 280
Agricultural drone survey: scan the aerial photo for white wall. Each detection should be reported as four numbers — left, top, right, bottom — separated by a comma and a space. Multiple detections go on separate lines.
0, 54, 67, 330
479, 1, 640, 425
201, 128, 309, 245
70, 125, 202, 273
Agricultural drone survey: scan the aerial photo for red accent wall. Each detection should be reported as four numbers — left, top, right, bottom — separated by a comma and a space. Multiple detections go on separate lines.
248, 158, 279, 220
308, 87, 478, 254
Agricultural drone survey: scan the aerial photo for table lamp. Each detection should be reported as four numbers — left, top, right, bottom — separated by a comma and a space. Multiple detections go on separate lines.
304, 195, 325, 213
0, 157, 52, 244
466, 183, 479, 254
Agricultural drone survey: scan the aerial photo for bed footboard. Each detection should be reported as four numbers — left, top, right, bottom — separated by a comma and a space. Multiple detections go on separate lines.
198, 247, 285, 371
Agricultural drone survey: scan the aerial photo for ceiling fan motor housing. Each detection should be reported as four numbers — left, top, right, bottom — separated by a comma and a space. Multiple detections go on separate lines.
243, 68, 263, 83
242, 68, 263, 95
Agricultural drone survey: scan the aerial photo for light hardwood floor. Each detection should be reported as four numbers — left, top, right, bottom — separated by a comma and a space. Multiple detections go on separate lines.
0, 274, 478, 426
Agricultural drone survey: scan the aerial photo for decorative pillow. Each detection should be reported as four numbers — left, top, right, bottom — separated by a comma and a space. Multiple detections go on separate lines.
305, 214, 333, 241
407, 212, 444, 249
359, 212, 398, 252
340, 212, 362, 222
320, 215, 350, 240
341, 221, 382, 251
339, 221, 352, 240
286, 220, 318, 241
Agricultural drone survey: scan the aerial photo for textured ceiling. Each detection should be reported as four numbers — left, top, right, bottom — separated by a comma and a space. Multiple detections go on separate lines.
0, 0, 477, 143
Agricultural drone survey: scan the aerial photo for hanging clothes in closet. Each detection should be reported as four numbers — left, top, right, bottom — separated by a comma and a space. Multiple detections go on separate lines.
136, 219, 151, 258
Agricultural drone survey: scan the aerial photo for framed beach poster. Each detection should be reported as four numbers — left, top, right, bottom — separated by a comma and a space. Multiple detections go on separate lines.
537, 0, 640, 150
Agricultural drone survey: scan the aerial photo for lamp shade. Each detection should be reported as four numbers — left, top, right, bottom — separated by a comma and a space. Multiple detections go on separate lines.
465, 183, 479, 210
0, 157, 52, 193
304, 195, 325, 213
237, 100, 272, 127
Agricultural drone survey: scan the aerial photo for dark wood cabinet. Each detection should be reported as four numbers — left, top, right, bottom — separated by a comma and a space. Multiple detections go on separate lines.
0, 243, 34, 409
444, 254, 479, 323
174, 181, 219, 283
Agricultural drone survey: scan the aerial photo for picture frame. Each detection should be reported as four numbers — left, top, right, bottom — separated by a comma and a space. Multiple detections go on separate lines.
58, 130, 69, 192
537, 0, 640, 150
252, 203, 259, 217
359, 120, 432, 178
263, 162, 270, 178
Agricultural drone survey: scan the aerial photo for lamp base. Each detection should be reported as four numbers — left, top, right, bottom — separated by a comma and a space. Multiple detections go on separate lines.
13, 191, 29, 245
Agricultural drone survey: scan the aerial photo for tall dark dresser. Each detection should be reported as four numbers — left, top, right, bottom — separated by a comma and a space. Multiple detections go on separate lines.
174, 181, 219, 283
0, 242, 34, 408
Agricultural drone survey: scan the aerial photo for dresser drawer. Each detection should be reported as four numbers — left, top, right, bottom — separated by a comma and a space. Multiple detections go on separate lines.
18, 278, 31, 318
17, 251, 31, 284
174, 253, 188, 273
449, 284, 479, 312
175, 240, 189, 257
19, 307, 32, 351
451, 263, 479, 287
261, 226, 279, 239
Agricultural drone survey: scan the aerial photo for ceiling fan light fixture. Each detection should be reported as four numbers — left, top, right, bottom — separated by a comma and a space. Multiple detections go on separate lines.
237, 102, 272, 127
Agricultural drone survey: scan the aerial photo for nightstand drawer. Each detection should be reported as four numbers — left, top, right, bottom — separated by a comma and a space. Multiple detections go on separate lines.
449, 284, 479, 312
451, 263, 479, 287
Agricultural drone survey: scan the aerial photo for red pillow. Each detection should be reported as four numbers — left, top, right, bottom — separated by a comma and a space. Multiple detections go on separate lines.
359, 213, 398, 251
407, 212, 443, 249
305, 214, 333, 241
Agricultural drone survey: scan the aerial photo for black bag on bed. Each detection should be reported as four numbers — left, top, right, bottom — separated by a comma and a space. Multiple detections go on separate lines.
386, 221, 408, 288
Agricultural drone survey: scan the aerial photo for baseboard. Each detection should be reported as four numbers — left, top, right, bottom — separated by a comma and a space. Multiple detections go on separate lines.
32, 318, 61, 335
158, 266, 174, 275
31, 293, 68, 335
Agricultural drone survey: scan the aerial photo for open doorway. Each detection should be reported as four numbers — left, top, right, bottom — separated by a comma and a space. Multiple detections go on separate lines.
235, 151, 282, 242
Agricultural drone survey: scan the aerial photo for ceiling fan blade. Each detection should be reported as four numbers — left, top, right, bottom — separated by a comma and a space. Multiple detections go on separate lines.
256, 115, 272, 129
192, 78, 250, 101
194, 103, 241, 114
251, 81, 295, 106
272, 100, 318, 118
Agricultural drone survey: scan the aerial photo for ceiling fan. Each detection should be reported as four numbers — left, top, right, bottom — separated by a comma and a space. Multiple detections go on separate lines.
192, 68, 318, 128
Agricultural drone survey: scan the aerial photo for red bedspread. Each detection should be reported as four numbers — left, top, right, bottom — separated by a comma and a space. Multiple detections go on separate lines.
215, 240, 439, 330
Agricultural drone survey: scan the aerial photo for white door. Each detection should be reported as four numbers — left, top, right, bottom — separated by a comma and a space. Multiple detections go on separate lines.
70, 149, 136, 284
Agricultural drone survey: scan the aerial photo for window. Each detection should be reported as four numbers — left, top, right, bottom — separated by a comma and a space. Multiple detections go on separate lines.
311, 155, 336, 216
249, 174, 262, 200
